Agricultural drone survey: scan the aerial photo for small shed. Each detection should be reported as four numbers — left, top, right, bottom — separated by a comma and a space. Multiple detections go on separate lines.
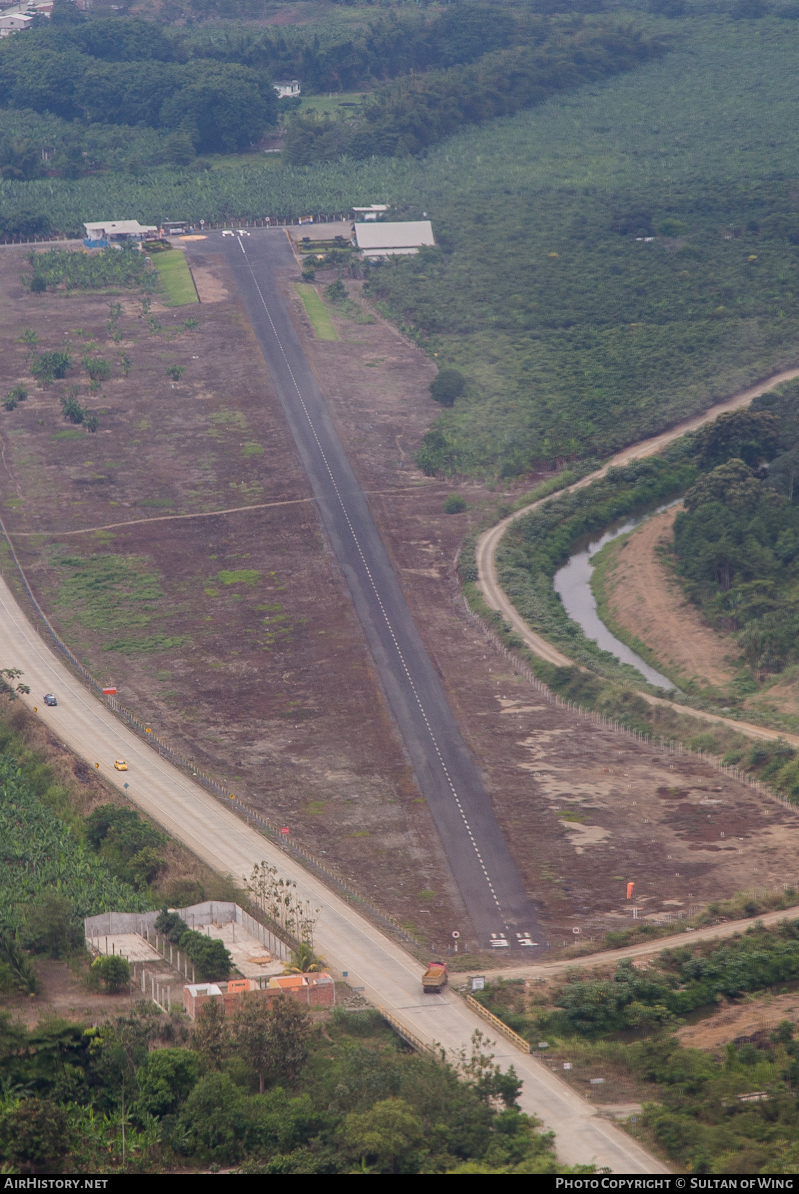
352, 205, 389, 222
0, 14, 33, 33
353, 220, 434, 259
82, 220, 158, 248
273, 80, 301, 98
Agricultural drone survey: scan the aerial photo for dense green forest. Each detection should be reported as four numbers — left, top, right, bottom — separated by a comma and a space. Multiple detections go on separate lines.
0, 3, 664, 176
0, 1000, 571, 1174
6, 7, 799, 480
475, 920, 799, 1175
0, 4, 279, 157
670, 387, 799, 676
281, 21, 665, 163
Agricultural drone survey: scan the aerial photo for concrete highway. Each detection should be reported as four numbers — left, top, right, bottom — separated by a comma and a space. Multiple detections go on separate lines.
0, 567, 666, 1172
208, 229, 538, 951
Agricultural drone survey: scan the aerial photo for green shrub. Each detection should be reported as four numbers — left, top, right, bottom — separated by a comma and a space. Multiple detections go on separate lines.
136, 1047, 201, 1119
324, 279, 347, 302
444, 494, 467, 514
82, 356, 112, 382
430, 368, 465, 407
3, 385, 27, 411
179, 930, 232, 981
85, 804, 167, 890
90, 953, 130, 993
31, 351, 72, 383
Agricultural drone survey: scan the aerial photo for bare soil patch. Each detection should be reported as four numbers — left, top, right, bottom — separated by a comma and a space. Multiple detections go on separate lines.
3, 240, 798, 953
597, 508, 799, 729
599, 508, 737, 689
2, 955, 150, 1029
677, 991, 799, 1053
186, 247, 230, 302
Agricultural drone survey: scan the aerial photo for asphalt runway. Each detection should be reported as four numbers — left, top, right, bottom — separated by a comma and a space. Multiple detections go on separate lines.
208, 228, 540, 950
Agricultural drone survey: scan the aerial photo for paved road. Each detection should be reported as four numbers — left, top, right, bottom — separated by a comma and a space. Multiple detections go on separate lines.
0, 570, 665, 1173
476, 362, 799, 744
207, 229, 538, 951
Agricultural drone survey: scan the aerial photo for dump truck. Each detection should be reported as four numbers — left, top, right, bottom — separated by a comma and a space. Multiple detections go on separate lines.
422, 961, 448, 993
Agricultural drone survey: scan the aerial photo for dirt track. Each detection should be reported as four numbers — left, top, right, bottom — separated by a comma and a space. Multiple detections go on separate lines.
476, 363, 799, 749
474, 899, 799, 981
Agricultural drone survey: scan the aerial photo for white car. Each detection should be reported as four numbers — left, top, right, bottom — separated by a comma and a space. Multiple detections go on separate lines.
222, 230, 234, 237
237, 230, 251, 236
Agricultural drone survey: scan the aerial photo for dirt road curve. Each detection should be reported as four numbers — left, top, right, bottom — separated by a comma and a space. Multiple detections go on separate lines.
481, 901, 799, 981
0, 570, 665, 1173
476, 364, 799, 746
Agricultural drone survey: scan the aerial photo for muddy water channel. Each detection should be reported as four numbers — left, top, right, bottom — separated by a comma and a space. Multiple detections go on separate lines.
553, 506, 677, 690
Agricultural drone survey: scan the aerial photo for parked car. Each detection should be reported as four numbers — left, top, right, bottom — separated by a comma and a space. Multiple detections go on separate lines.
43, 693, 57, 706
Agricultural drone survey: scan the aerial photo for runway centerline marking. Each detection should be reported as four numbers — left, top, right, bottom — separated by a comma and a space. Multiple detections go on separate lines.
236, 236, 508, 926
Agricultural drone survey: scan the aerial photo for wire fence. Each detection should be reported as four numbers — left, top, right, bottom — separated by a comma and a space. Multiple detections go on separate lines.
461, 599, 798, 816
0, 513, 419, 950
0, 215, 352, 247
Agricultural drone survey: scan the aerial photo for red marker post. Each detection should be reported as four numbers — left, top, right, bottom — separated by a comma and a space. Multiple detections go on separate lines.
627, 882, 635, 900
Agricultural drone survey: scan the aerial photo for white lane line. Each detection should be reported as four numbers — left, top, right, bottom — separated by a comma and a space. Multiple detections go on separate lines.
236, 237, 509, 927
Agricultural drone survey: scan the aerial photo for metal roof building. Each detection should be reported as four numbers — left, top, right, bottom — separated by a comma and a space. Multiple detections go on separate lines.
353, 220, 435, 258
83, 220, 158, 242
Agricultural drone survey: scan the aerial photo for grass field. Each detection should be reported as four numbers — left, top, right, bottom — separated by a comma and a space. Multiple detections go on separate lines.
155, 249, 199, 307
295, 91, 366, 119
295, 283, 338, 340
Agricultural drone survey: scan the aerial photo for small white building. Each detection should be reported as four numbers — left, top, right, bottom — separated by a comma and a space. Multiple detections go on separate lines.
83, 220, 158, 245
0, 13, 32, 33
353, 220, 435, 259
352, 205, 389, 222
273, 80, 301, 99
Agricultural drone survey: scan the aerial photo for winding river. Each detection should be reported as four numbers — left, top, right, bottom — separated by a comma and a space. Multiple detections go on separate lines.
553, 506, 677, 690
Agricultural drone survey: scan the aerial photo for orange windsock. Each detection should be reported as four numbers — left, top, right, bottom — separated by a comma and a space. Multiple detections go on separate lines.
626, 882, 635, 899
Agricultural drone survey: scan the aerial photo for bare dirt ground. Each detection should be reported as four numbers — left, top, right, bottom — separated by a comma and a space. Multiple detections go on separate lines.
599, 507, 799, 730
0, 245, 468, 951
3, 241, 799, 954
677, 990, 799, 1052
2, 955, 152, 1029
600, 508, 737, 690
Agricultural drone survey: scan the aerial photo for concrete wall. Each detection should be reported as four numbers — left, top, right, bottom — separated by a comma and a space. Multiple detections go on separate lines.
185, 977, 335, 1019
85, 901, 289, 962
